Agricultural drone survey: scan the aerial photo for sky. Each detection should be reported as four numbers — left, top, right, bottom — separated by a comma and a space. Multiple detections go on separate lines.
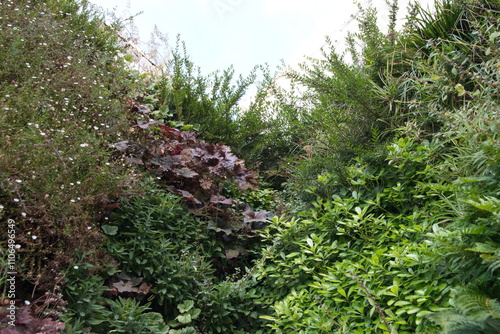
89, 0, 434, 78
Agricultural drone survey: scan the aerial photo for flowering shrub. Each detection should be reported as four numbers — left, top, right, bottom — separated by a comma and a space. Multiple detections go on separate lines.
0, 0, 138, 288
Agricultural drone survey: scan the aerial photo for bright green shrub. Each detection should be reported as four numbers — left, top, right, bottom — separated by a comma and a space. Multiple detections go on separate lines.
254, 135, 461, 333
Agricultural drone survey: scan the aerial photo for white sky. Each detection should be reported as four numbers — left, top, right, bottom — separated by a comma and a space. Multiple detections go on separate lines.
89, 0, 433, 77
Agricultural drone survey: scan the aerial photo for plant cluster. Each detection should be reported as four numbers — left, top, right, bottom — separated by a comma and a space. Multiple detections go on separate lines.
2, 0, 500, 333
0, 0, 139, 288
248, 0, 500, 333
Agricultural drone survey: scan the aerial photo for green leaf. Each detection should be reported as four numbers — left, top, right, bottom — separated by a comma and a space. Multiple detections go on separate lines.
489, 31, 500, 43
181, 124, 194, 130
189, 308, 201, 320
306, 237, 314, 248
178, 300, 195, 313
407, 307, 421, 314
176, 313, 192, 324
101, 224, 118, 235
455, 83, 466, 96
394, 300, 412, 306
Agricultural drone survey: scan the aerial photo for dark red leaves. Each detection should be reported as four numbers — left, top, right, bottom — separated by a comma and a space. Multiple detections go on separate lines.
112, 125, 259, 205
243, 206, 271, 223
210, 195, 234, 205
135, 120, 157, 129
176, 190, 202, 204
113, 105, 267, 260
0, 306, 65, 333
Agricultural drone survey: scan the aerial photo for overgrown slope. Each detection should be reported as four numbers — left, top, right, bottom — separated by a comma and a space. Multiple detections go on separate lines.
1, 0, 500, 333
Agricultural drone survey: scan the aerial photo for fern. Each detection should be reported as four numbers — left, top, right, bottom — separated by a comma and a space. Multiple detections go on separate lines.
460, 196, 500, 214
429, 288, 500, 334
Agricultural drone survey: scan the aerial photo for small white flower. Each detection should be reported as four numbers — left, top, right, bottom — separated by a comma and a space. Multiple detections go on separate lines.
21, 212, 26, 217
13, 198, 19, 202
24, 300, 31, 305
73, 265, 79, 270
80, 143, 89, 147
76, 181, 81, 184
70, 199, 75, 203
32, 235, 37, 240
15, 179, 22, 183
15, 244, 21, 249
40, 132, 46, 136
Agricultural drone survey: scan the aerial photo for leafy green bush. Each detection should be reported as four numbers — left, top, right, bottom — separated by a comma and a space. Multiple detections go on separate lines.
254, 136, 456, 333
62, 260, 111, 331
106, 297, 169, 334
137, 36, 258, 146
103, 188, 216, 309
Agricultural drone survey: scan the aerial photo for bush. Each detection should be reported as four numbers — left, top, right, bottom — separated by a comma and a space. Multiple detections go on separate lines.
0, 0, 139, 288
103, 188, 216, 309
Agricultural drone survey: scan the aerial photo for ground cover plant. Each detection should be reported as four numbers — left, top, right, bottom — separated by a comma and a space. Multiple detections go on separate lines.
1, 0, 499, 333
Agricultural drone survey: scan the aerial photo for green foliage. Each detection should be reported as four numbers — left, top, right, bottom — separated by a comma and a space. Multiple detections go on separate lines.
138, 36, 258, 146
0, 0, 139, 287
197, 276, 264, 333
106, 297, 169, 334
428, 288, 500, 334
3, 0, 500, 332
62, 251, 170, 333
255, 140, 456, 332
167, 300, 200, 332
252, 2, 500, 331
104, 188, 216, 308
61, 251, 113, 331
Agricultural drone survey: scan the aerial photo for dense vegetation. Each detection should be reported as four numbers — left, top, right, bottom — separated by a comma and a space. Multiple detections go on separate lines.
1, 0, 499, 333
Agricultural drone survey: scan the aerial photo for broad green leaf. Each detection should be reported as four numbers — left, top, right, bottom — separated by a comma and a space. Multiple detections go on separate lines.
176, 313, 192, 324
101, 224, 118, 235
178, 300, 195, 313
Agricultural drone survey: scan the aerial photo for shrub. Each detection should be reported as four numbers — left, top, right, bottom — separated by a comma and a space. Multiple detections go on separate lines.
103, 188, 216, 310
0, 0, 139, 288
